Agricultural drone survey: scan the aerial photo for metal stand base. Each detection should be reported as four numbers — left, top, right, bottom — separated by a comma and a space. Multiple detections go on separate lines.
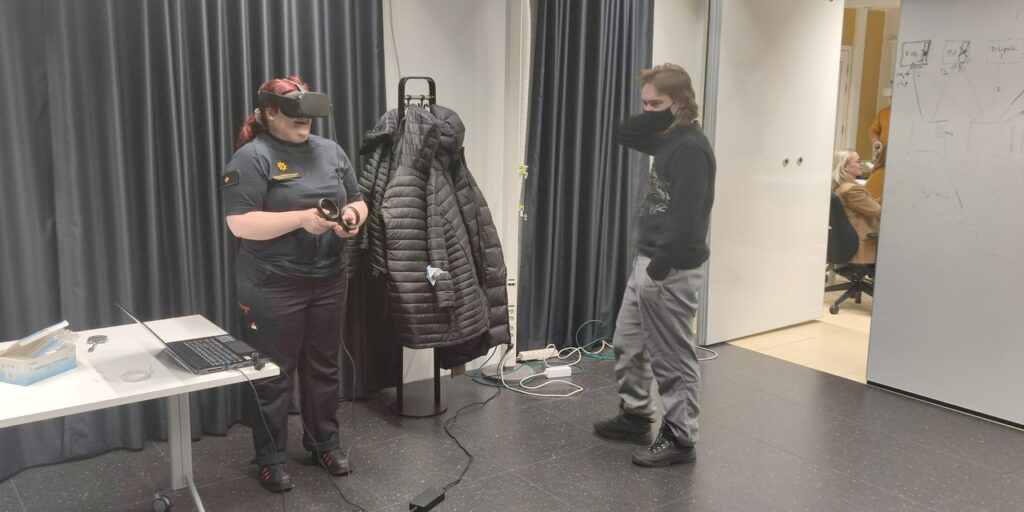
391, 347, 448, 418
391, 377, 448, 417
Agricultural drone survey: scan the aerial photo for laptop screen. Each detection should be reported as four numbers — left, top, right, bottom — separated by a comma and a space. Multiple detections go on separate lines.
115, 303, 173, 349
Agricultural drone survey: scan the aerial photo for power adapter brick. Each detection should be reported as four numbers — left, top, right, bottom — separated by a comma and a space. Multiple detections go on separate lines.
409, 487, 445, 511
544, 365, 572, 379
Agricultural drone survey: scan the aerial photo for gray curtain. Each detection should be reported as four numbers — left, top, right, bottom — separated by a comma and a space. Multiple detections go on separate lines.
0, 0, 384, 481
518, 0, 653, 350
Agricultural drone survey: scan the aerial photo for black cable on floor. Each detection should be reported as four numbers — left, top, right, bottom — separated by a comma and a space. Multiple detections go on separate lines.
237, 369, 288, 512
440, 383, 502, 491
294, 338, 369, 512
239, 364, 367, 512
293, 401, 367, 512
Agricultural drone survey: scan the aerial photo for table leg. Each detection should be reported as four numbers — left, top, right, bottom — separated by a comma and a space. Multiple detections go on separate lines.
186, 476, 206, 512
167, 393, 206, 511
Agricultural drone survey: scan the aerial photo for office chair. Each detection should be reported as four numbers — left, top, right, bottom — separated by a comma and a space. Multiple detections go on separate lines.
825, 193, 875, 314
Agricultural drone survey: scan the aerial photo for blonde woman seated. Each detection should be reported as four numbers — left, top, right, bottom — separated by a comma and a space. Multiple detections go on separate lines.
832, 150, 881, 264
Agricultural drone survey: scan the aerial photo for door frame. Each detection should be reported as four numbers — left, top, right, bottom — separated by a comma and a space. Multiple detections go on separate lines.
697, 0, 724, 346
835, 46, 854, 150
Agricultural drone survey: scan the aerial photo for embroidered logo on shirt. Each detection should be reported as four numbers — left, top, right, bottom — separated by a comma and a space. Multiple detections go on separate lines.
221, 170, 240, 188
276, 161, 288, 172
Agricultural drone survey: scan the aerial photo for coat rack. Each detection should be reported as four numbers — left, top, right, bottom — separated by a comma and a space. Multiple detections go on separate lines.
396, 76, 436, 123
391, 76, 447, 418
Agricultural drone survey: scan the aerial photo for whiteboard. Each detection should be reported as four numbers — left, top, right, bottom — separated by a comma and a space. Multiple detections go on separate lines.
867, 0, 1024, 424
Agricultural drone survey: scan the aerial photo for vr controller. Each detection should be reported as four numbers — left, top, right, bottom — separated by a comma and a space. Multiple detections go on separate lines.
317, 198, 359, 232
259, 90, 332, 118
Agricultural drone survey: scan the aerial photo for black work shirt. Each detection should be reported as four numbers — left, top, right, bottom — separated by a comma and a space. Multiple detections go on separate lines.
221, 133, 362, 278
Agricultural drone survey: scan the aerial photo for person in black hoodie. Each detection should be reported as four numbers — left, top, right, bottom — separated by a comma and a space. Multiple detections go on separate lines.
593, 63, 716, 467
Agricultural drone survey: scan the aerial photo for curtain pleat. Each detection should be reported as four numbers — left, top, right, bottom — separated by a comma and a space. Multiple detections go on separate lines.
518, 0, 653, 350
0, 0, 385, 481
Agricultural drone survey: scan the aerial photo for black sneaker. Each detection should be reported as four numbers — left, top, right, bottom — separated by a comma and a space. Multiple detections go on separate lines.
258, 463, 294, 493
632, 424, 696, 468
593, 409, 655, 445
309, 447, 350, 476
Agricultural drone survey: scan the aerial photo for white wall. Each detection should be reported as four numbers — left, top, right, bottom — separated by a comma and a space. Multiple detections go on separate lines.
653, 0, 708, 105
382, 0, 508, 196
382, 0, 525, 381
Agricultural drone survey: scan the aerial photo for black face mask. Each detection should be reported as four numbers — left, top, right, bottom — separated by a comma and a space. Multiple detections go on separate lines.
615, 108, 678, 155
630, 108, 676, 134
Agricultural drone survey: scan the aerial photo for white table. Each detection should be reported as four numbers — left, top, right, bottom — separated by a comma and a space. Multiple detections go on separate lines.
0, 315, 279, 512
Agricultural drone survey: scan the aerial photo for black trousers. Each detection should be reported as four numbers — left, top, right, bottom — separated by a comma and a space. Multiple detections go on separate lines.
236, 258, 347, 466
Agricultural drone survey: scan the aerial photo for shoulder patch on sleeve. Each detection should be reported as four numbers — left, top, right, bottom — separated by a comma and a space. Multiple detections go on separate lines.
221, 170, 240, 188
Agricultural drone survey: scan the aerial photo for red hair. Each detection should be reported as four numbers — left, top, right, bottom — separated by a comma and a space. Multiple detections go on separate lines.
234, 75, 310, 149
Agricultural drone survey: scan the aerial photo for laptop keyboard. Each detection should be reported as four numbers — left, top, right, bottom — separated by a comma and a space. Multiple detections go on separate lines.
184, 337, 246, 367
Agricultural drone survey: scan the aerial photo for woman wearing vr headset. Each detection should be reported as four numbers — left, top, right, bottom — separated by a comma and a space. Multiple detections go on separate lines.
220, 75, 367, 493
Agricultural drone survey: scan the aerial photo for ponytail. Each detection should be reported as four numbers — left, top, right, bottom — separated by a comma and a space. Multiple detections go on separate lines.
235, 111, 265, 150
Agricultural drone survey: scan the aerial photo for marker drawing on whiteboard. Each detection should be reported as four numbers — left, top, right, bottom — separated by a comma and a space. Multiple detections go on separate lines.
985, 39, 1023, 64
919, 188, 951, 200
997, 88, 1024, 121
901, 40, 931, 68
913, 68, 924, 116
940, 40, 971, 76
942, 40, 970, 65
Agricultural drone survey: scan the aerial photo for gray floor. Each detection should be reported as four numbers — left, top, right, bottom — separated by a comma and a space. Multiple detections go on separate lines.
3, 345, 1024, 512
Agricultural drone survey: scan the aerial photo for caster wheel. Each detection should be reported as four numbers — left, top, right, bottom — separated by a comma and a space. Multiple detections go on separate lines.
150, 495, 171, 512
829, 304, 839, 315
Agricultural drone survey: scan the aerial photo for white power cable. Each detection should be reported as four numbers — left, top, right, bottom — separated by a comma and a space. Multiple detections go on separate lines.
498, 349, 583, 398
550, 340, 613, 367
697, 346, 719, 361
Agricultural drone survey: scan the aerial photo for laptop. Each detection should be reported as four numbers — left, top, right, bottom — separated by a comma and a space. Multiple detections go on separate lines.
116, 303, 261, 375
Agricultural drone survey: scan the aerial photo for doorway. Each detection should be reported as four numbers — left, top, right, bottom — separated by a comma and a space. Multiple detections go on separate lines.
727, 1, 900, 383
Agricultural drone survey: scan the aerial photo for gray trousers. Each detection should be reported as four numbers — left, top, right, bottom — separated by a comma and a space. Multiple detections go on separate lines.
613, 255, 704, 446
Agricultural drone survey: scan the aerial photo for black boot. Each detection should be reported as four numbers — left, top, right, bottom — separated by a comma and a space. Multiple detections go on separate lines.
309, 447, 350, 476
632, 424, 696, 468
258, 463, 294, 493
593, 407, 655, 445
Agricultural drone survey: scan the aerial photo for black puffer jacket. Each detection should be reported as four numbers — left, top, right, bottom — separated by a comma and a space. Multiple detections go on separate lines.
349, 105, 510, 361
450, 149, 510, 350
352, 110, 399, 276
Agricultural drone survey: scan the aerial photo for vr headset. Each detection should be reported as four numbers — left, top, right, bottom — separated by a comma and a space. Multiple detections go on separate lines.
258, 88, 332, 118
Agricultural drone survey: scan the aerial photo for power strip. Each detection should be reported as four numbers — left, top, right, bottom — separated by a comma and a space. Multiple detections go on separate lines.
518, 347, 557, 361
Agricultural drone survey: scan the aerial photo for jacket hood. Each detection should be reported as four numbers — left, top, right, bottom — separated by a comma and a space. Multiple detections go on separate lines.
412, 104, 466, 152
360, 109, 400, 155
